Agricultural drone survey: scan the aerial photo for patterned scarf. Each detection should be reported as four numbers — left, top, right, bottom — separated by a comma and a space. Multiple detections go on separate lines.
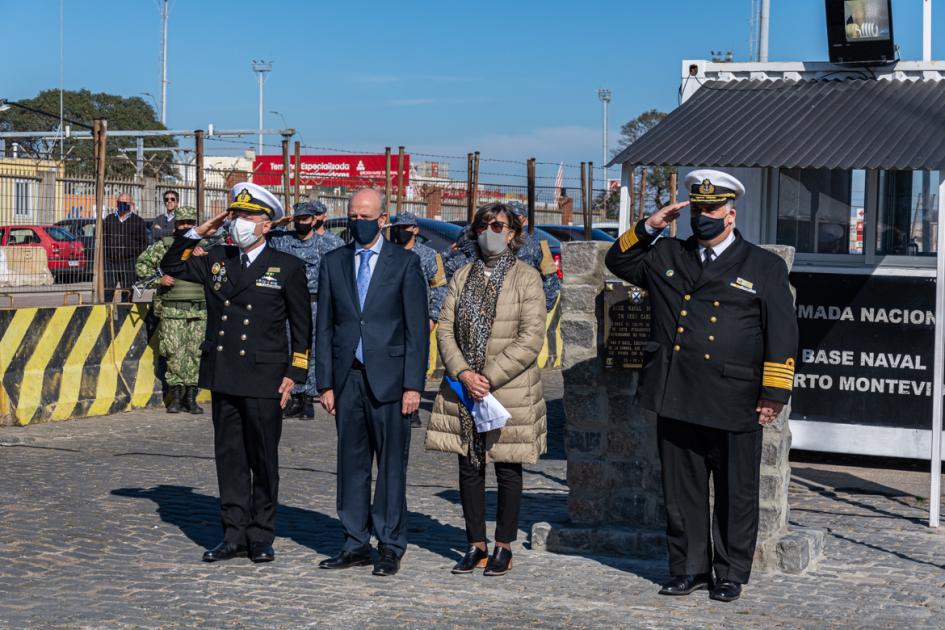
454, 248, 517, 466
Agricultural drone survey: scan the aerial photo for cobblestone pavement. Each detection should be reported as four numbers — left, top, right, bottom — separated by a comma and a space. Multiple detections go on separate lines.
2, 371, 945, 629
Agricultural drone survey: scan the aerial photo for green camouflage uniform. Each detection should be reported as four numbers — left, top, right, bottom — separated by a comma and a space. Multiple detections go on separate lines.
136, 231, 207, 387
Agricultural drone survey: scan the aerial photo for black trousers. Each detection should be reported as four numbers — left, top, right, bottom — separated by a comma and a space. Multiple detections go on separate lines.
657, 416, 763, 584
458, 455, 523, 544
211, 393, 283, 546
335, 368, 411, 557
104, 260, 135, 302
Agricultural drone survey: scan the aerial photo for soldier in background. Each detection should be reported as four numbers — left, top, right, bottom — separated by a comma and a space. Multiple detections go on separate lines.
389, 211, 447, 427
268, 200, 344, 419
506, 201, 560, 312
136, 205, 207, 414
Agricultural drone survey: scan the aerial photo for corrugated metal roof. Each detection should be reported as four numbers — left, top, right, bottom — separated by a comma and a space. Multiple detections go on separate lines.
607, 79, 945, 171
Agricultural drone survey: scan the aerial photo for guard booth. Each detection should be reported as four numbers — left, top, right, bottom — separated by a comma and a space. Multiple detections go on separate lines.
609, 59, 945, 460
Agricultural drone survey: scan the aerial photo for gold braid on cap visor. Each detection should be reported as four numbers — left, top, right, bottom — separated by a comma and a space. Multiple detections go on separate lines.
228, 190, 273, 216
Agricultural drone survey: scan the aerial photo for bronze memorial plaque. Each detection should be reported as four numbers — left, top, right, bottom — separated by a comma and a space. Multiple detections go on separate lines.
604, 284, 651, 369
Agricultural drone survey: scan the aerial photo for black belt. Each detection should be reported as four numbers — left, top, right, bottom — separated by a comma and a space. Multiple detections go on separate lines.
352, 357, 366, 371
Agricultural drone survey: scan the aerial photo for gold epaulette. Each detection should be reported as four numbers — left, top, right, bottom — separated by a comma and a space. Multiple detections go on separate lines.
762, 358, 795, 390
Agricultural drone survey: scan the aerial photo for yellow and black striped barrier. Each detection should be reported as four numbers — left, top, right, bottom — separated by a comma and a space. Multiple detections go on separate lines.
0, 304, 168, 426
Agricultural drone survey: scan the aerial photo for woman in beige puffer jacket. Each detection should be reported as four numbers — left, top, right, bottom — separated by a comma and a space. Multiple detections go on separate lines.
425, 203, 547, 577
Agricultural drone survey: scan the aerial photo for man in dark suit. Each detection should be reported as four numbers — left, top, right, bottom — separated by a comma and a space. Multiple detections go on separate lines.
161, 183, 312, 564
605, 170, 798, 603
102, 192, 148, 302
316, 188, 428, 577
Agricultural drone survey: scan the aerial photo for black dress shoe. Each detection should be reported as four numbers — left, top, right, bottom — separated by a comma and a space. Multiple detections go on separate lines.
709, 578, 742, 602
483, 546, 513, 576
658, 573, 711, 596
301, 395, 316, 419
202, 541, 247, 563
249, 542, 275, 563
372, 547, 401, 576
410, 411, 422, 428
451, 545, 489, 574
283, 394, 303, 418
319, 550, 373, 570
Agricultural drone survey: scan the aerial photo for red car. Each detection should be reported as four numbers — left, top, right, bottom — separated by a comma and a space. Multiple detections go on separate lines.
0, 224, 86, 282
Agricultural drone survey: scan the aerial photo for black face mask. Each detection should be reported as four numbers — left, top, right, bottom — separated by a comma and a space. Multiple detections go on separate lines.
312, 218, 325, 230
389, 226, 413, 246
349, 218, 380, 245
173, 226, 191, 237
690, 213, 727, 241
117, 201, 131, 214
294, 221, 314, 236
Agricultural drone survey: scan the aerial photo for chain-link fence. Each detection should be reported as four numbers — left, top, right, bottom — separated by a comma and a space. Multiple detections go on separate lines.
0, 130, 611, 304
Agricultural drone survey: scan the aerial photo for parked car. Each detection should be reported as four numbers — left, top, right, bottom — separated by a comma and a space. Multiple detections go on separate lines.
324, 216, 463, 254
593, 221, 620, 239
448, 220, 563, 279
537, 224, 616, 243
0, 224, 86, 282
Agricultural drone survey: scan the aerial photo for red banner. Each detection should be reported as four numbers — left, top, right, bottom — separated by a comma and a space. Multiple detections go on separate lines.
252, 154, 409, 188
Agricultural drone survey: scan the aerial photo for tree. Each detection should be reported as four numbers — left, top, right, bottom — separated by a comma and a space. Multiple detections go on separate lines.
0, 89, 178, 178
613, 109, 677, 214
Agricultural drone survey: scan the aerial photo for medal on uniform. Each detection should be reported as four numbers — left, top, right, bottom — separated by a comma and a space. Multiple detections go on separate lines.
666, 269, 675, 277
212, 262, 221, 275
213, 282, 221, 291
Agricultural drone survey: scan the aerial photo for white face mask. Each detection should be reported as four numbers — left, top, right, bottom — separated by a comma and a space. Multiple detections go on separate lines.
230, 217, 262, 248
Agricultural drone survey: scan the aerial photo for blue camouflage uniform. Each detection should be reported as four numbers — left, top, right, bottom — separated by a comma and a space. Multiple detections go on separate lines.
268, 201, 344, 395
390, 212, 447, 321
506, 201, 561, 311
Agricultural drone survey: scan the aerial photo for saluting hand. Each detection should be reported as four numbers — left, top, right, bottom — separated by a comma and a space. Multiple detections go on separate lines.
756, 399, 784, 426
645, 201, 689, 231
195, 211, 229, 238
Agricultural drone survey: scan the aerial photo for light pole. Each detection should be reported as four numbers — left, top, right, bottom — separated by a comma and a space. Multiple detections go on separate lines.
252, 60, 272, 155
270, 110, 288, 130
158, 0, 170, 125
597, 88, 612, 205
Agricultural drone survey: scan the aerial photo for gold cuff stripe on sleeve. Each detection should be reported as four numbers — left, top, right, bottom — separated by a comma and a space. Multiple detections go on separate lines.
618, 224, 640, 253
292, 357, 308, 369
763, 377, 794, 390
764, 366, 795, 377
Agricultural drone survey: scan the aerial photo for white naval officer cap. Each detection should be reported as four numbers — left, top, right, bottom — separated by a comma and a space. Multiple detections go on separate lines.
684, 170, 745, 205
228, 182, 285, 222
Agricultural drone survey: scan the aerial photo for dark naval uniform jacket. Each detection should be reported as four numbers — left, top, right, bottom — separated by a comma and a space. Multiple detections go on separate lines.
605, 221, 798, 433
161, 235, 312, 399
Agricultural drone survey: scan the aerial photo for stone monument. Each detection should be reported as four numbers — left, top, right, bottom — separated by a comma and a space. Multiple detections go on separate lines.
532, 240, 824, 574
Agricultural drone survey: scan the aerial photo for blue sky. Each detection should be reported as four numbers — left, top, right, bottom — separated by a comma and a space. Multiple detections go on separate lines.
3, 1, 945, 182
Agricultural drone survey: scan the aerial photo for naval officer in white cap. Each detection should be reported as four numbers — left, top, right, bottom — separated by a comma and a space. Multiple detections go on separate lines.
605, 169, 798, 602
161, 182, 312, 564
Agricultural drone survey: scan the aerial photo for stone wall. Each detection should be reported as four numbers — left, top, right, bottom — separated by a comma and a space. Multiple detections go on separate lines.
532, 240, 824, 574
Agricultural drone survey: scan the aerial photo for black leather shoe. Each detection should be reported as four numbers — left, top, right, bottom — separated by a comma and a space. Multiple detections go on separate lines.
301, 395, 315, 419
202, 541, 247, 563
372, 547, 401, 576
410, 411, 422, 428
283, 394, 303, 419
319, 550, 373, 570
452, 545, 489, 574
483, 546, 513, 576
249, 542, 275, 563
709, 578, 742, 602
658, 574, 711, 596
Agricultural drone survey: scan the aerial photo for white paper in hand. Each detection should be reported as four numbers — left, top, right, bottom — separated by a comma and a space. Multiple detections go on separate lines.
473, 393, 510, 433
